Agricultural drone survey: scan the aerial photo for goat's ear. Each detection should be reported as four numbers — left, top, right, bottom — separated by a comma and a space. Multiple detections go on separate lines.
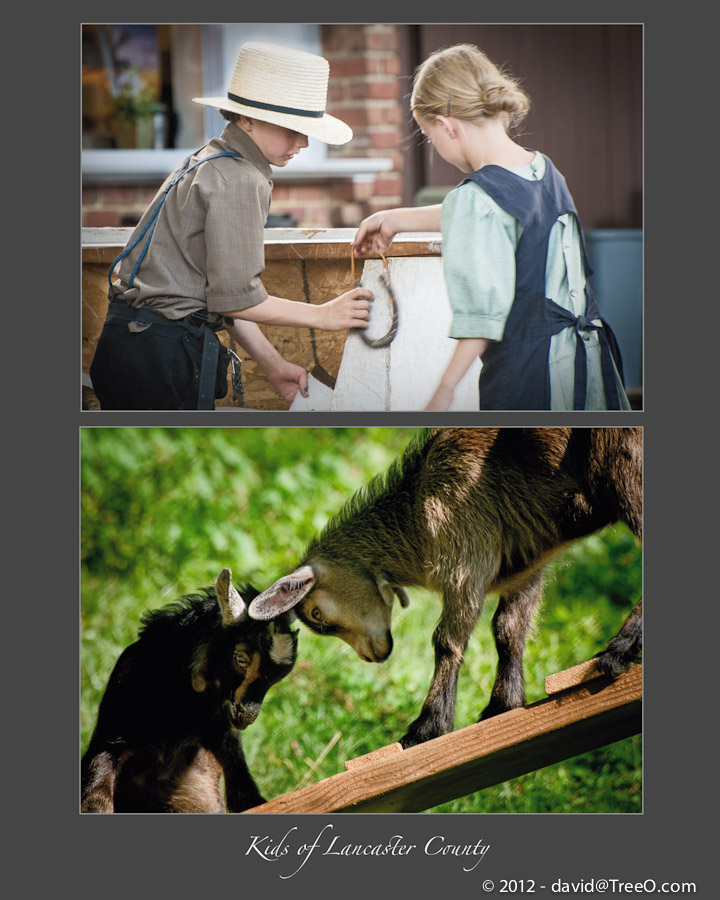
215, 568, 248, 625
376, 576, 410, 609
248, 566, 316, 620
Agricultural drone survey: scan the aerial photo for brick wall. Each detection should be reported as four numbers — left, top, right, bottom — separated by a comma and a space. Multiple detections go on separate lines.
82, 185, 160, 228
81, 24, 408, 230
322, 23, 406, 224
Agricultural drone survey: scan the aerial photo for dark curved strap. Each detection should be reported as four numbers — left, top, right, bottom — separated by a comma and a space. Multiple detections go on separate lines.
197, 322, 221, 410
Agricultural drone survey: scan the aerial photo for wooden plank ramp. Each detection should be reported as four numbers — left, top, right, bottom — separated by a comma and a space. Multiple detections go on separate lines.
243, 662, 641, 814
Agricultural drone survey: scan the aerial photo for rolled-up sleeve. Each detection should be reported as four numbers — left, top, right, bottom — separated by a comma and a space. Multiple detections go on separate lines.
204, 172, 270, 314
442, 184, 520, 341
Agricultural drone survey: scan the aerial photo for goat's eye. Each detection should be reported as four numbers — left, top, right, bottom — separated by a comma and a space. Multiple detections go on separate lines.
311, 607, 325, 624
233, 649, 251, 668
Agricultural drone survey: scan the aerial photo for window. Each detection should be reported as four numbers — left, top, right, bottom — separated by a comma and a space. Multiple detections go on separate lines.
82, 24, 392, 185
82, 24, 323, 155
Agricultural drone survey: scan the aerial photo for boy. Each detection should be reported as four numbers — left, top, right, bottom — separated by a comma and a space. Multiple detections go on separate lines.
90, 42, 371, 410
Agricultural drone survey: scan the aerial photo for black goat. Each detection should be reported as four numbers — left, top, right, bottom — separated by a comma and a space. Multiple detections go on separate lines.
249, 428, 642, 748
81, 569, 298, 813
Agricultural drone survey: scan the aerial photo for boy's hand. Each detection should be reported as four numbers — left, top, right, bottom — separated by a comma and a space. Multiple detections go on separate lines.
317, 288, 372, 331
266, 360, 309, 405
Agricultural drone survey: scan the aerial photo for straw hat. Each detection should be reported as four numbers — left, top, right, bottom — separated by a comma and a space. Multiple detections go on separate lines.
193, 42, 352, 145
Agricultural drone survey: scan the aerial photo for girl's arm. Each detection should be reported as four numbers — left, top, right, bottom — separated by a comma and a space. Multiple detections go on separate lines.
353, 205, 443, 256
223, 319, 309, 404
426, 338, 489, 411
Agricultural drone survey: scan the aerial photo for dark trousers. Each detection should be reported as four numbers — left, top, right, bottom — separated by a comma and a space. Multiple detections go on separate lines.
90, 320, 217, 410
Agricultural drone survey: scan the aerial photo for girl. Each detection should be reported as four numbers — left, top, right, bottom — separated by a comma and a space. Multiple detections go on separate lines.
353, 44, 629, 411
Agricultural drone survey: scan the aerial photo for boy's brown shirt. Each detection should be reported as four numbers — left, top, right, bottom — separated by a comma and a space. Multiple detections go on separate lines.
110, 124, 273, 320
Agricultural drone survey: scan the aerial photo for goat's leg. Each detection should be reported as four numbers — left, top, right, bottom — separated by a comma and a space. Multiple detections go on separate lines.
401, 591, 484, 749
208, 729, 265, 812
165, 747, 226, 813
80, 748, 117, 812
596, 597, 642, 677
481, 573, 544, 720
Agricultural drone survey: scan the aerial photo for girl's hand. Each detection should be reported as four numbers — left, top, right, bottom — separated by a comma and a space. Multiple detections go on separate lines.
353, 205, 443, 256
317, 287, 372, 331
353, 211, 400, 256
425, 383, 455, 411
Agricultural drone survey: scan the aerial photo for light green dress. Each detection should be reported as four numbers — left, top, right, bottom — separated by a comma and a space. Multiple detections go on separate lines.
441, 153, 629, 410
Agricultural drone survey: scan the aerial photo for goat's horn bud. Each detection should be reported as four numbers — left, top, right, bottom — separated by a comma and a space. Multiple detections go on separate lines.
216, 567, 248, 625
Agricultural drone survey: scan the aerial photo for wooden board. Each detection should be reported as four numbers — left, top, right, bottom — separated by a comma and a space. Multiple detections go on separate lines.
545, 658, 603, 694
296, 257, 481, 411
81, 227, 442, 263
243, 664, 641, 814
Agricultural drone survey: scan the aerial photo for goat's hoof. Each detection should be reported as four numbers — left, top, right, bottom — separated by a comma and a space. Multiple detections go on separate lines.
596, 640, 641, 679
479, 699, 517, 721
596, 650, 635, 679
400, 721, 445, 748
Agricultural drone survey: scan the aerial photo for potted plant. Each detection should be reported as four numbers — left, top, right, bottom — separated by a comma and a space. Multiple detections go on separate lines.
112, 67, 163, 149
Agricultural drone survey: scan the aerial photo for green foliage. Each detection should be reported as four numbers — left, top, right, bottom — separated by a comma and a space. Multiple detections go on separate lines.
81, 427, 642, 813
112, 67, 163, 122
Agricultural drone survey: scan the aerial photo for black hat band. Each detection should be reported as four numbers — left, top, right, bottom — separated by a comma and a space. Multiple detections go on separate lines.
227, 92, 325, 118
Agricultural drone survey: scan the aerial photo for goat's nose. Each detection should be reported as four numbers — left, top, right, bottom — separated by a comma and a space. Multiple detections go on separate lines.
238, 703, 261, 727
370, 635, 393, 662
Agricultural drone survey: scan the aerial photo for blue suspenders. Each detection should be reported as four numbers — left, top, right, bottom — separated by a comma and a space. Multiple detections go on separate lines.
108, 150, 242, 288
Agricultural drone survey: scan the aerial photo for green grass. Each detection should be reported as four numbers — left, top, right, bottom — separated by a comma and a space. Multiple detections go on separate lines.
81, 427, 642, 814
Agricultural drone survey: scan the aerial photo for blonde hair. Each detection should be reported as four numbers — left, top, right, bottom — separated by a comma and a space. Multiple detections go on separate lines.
411, 44, 530, 132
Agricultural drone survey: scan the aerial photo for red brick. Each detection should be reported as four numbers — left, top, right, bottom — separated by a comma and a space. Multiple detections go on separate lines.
101, 186, 137, 205
330, 202, 364, 228
329, 57, 372, 79
369, 130, 404, 150
295, 185, 327, 201
327, 84, 344, 104
332, 107, 372, 128
334, 27, 370, 53
87, 210, 123, 227
348, 79, 399, 102
271, 185, 292, 202
372, 175, 404, 196
364, 202, 400, 217
366, 29, 399, 51
366, 105, 402, 126
346, 133, 371, 150
332, 181, 373, 203
321, 28, 342, 54
82, 187, 98, 205
382, 56, 401, 76
365, 80, 400, 100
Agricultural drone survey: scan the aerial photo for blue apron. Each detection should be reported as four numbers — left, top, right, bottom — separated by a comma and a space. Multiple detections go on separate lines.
463, 155, 624, 410
104, 148, 243, 410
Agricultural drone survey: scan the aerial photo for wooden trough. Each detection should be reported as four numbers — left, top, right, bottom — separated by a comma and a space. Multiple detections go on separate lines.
81, 227, 443, 410
243, 661, 642, 814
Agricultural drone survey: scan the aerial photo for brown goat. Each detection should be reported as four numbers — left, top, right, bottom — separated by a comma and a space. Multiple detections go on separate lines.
249, 428, 642, 748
